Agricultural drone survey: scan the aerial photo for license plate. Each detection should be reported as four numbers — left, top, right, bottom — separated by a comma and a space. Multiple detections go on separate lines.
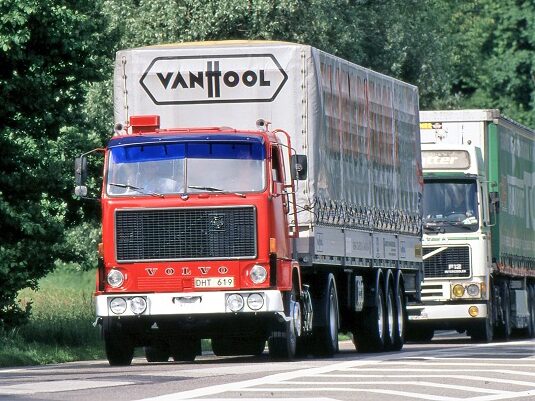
194, 277, 234, 288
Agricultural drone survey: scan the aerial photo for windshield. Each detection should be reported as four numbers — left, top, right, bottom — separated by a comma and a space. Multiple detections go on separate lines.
423, 179, 479, 233
106, 140, 266, 196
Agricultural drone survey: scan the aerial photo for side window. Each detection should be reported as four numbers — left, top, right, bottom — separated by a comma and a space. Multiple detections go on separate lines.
271, 145, 284, 183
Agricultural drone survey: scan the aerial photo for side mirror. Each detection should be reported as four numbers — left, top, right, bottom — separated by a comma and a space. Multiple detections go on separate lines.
74, 156, 88, 197
290, 154, 307, 180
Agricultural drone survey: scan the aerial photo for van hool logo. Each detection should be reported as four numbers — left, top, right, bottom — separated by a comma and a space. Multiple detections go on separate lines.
140, 54, 288, 105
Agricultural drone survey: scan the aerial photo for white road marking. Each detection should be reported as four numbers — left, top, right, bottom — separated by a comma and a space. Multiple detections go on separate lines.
0, 380, 134, 395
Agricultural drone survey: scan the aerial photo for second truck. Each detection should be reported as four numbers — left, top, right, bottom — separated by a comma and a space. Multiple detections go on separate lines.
408, 109, 535, 342
75, 41, 423, 365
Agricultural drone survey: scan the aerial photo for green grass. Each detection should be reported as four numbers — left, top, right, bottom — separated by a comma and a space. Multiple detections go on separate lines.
0, 267, 105, 367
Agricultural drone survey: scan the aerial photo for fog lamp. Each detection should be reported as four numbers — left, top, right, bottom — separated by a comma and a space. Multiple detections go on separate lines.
466, 284, 480, 297
227, 294, 244, 312
452, 284, 465, 298
110, 297, 127, 314
247, 293, 264, 310
130, 296, 147, 315
469, 306, 479, 317
250, 264, 268, 284
107, 269, 124, 288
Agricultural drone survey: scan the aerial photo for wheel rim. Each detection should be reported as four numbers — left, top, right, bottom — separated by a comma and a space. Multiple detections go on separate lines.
387, 291, 394, 343
377, 292, 384, 339
329, 286, 338, 344
290, 298, 302, 337
397, 292, 404, 338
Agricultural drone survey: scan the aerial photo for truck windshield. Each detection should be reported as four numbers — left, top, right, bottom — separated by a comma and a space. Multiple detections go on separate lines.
106, 140, 266, 196
423, 179, 479, 233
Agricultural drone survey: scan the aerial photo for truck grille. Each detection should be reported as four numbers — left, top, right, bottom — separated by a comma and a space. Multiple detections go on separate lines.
115, 206, 256, 262
423, 246, 471, 279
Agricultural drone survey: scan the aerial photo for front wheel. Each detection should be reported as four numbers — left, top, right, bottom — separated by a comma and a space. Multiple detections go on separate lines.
268, 282, 301, 360
104, 328, 134, 366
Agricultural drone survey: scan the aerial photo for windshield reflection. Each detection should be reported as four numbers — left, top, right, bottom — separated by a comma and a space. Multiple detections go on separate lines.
423, 179, 479, 232
106, 141, 266, 196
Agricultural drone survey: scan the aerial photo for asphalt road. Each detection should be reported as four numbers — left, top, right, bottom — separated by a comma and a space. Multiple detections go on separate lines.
1, 332, 535, 401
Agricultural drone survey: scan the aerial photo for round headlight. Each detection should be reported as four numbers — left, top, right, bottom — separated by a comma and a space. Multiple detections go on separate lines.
466, 284, 480, 297
130, 296, 147, 315
227, 294, 244, 312
250, 265, 267, 284
452, 284, 465, 298
107, 269, 124, 288
247, 293, 264, 310
110, 297, 127, 314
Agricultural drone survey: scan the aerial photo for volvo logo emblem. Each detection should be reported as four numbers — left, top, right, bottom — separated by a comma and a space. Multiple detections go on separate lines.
210, 215, 225, 231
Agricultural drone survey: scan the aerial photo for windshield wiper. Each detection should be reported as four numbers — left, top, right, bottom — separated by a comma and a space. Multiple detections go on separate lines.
108, 182, 164, 198
187, 185, 224, 192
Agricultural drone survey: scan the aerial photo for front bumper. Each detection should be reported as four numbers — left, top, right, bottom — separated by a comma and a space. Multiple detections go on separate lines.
96, 289, 285, 317
408, 302, 488, 322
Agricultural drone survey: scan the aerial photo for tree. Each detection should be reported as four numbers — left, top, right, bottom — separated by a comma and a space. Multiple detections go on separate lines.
443, 0, 535, 126
0, 0, 113, 328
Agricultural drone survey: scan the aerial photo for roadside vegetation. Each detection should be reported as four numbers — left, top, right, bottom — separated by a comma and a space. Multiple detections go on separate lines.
0, 267, 104, 367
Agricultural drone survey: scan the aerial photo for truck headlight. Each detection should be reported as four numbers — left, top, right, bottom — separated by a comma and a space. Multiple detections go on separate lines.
110, 297, 127, 314
466, 284, 480, 297
250, 265, 267, 284
130, 296, 147, 314
227, 294, 244, 312
247, 293, 264, 310
452, 284, 465, 298
107, 269, 124, 288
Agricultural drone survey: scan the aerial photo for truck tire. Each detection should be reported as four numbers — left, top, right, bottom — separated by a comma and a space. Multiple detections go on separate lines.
470, 317, 493, 343
311, 274, 339, 357
525, 285, 535, 338
495, 283, 512, 340
391, 283, 406, 351
268, 282, 300, 360
104, 328, 134, 366
405, 326, 434, 342
354, 284, 386, 352
384, 284, 396, 350
211, 337, 266, 356
144, 343, 170, 362
171, 338, 199, 362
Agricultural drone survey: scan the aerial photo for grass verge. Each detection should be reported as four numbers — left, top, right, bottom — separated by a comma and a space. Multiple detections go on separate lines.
0, 267, 104, 367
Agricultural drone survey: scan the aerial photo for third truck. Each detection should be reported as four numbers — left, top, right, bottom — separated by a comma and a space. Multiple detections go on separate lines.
408, 109, 535, 342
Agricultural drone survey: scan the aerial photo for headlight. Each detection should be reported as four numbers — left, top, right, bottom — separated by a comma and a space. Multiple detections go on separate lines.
247, 293, 264, 310
227, 294, 244, 312
250, 264, 267, 284
107, 269, 124, 288
110, 297, 127, 314
466, 284, 480, 297
130, 296, 147, 314
452, 284, 465, 298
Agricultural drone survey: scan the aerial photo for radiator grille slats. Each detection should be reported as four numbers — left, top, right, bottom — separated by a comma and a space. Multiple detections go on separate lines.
115, 207, 256, 262
423, 246, 471, 278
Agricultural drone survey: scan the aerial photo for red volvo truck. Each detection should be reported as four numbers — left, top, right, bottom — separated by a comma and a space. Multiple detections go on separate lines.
75, 41, 423, 365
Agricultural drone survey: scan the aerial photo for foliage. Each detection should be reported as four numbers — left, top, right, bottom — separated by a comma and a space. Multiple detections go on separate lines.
0, 268, 103, 367
0, 0, 113, 328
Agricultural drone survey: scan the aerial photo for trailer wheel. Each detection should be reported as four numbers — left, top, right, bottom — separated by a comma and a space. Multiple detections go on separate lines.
268, 282, 300, 360
104, 328, 134, 366
384, 284, 395, 350
391, 282, 406, 350
354, 284, 386, 352
311, 274, 339, 357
